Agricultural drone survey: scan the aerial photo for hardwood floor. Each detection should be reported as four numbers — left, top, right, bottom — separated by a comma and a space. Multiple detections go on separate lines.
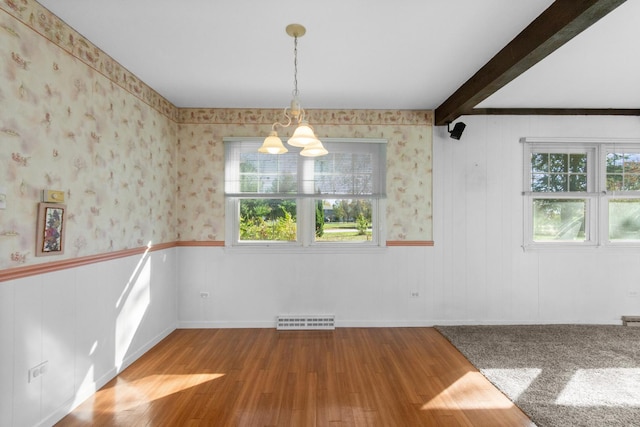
56, 328, 532, 426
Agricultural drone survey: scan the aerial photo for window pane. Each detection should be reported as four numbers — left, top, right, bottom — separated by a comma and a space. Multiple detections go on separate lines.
627, 154, 640, 173
315, 199, 372, 242
239, 199, 297, 241
623, 153, 640, 190
531, 152, 587, 193
606, 153, 623, 173
531, 153, 548, 173
549, 153, 567, 172
609, 199, 640, 240
569, 154, 587, 173
626, 175, 640, 191
549, 174, 568, 191
569, 174, 587, 192
533, 199, 586, 242
607, 174, 623, 191
531, 174, 549, 192
606, 152, 640, 191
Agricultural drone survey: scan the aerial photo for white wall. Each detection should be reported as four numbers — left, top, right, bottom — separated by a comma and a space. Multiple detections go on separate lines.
0, 248, 178, 427
432, 115, 640, 324
178, 115, 640, 328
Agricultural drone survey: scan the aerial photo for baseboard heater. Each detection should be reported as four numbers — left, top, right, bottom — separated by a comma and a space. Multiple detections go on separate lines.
276, 314, 335, 330
622, 315, 640, 326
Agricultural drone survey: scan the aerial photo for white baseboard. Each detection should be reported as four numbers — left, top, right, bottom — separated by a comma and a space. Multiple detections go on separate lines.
430, 319, 623, 326
178, 320, 276, 329
335, 320, 436, 328
179, 318, 623, 329
179, 319, 436, 329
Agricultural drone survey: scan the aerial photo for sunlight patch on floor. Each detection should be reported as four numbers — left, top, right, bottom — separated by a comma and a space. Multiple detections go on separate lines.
422, 372, 515, 410
556, 368, 640, 407
482, 368, 542, 401
94, 373, 226, 413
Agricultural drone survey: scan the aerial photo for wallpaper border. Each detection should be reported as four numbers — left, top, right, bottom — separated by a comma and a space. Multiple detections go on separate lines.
0, 3, 178, 120
179, 108, 433, 126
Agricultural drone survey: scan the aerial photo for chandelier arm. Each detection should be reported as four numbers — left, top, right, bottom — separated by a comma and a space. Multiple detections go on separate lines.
272, 107, 293, 131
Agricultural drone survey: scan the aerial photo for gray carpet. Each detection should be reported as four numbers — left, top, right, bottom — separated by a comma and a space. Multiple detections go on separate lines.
435, 325, 640, 427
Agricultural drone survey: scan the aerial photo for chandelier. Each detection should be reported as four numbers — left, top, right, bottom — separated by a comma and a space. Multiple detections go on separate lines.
259, 24, 327, 157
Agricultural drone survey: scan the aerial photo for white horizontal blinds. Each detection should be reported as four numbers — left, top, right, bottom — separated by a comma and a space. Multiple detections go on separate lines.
312, 141, 385, 197
225, 141, 299, 197
225, 139, 386, 198
239, 152, 298, 195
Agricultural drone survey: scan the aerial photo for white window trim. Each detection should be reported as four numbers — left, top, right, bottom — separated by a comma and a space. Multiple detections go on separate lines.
521, 137, 640, 250
224, 137, 387, 250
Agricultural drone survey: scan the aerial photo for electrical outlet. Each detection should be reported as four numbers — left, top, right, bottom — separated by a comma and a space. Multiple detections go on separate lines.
200, 292, 209, 299
410, 291, 420, 298
28, 361, 48, 383
629, 290, 639, 298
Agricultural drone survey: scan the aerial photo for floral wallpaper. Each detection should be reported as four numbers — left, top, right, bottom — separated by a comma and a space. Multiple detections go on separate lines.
176, 109, 433, 242
0, 4, 177, 270
0, 0, 432, 271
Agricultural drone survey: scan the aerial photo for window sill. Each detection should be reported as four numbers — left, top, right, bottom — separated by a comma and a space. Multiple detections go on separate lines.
223, 243, 387, 255
522, 243, 640, 252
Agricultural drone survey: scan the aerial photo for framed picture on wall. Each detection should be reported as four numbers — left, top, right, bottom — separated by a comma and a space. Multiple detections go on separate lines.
36, 202, 66, 256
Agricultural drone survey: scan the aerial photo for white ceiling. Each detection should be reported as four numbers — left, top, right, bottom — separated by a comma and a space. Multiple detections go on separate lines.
37, 0, 639, 112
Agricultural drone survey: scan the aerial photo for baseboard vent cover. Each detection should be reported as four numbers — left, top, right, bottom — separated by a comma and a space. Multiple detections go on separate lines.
277, 315, 335, 330
622, 315, 640, 326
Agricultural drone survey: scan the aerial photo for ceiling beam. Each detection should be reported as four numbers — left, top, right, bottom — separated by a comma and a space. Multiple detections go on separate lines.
469, 108, 640, 116
434, 0, 627, 126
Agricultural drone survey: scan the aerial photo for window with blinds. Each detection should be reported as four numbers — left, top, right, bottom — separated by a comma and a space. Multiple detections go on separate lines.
224, 138, 387, 246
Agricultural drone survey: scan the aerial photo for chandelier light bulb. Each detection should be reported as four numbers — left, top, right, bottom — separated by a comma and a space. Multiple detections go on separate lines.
258, 131, 288, 154
300, 140, 328, 157
288, 121, 320, 147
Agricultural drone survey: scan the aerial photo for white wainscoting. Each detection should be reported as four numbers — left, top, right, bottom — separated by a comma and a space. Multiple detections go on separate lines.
177, 246, 435, 329
0, 248, 178, 427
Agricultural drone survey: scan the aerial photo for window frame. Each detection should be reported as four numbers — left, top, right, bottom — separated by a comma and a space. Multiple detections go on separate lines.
522, 138, 640, 250
224, 137, 387, 249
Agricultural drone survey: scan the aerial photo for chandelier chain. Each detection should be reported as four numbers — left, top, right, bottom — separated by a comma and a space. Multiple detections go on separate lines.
292, 36, 299, 97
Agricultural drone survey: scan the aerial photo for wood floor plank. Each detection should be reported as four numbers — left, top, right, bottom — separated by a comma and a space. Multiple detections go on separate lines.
56, 328, 533, 427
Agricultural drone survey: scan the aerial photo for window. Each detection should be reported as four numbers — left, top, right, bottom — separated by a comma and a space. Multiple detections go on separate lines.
225, 138, 386, 247
604, 149, 640, 242
523, 138, 640, 248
